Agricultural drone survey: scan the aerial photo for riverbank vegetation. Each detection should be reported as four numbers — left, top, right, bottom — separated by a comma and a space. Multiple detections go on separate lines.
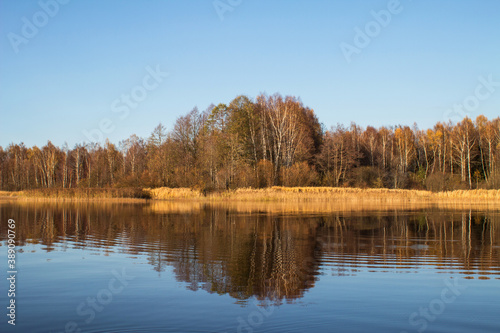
0, 188, 150, 200
1, 94, 500, 192
147, 186, 500, 204
2, 187, 499, 205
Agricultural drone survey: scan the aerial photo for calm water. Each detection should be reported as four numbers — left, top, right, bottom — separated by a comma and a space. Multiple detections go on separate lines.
1, 201, 499, 333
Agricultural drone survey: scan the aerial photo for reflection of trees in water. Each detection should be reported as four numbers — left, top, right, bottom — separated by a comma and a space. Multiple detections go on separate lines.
318, 211, 500, 277
155, 211, 321, 303
1, 202, 500, 301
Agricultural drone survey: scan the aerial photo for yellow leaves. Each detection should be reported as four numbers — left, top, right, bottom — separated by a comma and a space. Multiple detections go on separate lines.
434, 129, 443, 139
475, 114, 488, 129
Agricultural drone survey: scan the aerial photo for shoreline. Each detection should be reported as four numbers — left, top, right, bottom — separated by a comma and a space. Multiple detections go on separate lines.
2, 187, 500, 214
1, 187, 499, 203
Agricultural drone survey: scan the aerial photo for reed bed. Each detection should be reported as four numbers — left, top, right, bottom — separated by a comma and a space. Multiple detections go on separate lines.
433, 189, 500, 200
2, 187, 500, 206
206, 187, 500, 203
1, 188, 150, 201
224, 187, 433, 201
146, 187, 203, 199
0, 191, 19, 197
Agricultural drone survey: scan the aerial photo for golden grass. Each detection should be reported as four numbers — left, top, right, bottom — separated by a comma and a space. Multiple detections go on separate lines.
433, 189, 500, 200
146, 187, 203, 199
203, 186, 500, 203
227, 186, 432, 200
145, 187, 500, 214
0, 191, 20, 197
0, 188, 150, 202
2, 187, 500, 206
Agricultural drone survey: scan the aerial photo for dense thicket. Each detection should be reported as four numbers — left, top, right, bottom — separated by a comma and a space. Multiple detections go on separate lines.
1, 93, 500, 191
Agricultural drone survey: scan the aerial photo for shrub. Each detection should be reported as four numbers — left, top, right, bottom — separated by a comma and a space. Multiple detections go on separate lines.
283, 162, 318, 187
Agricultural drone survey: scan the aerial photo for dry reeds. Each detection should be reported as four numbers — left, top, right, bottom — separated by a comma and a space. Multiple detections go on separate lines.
146, 187, 203, 199
1, 188, 150, 202
214, 187, 500, 203
2, 187, 499, 206
145, 186, 500, 214
0, 191, 19, 197
433, 189, 500, 200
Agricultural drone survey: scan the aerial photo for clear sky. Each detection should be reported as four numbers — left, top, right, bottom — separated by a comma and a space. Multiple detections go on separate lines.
1, 0, 499, 148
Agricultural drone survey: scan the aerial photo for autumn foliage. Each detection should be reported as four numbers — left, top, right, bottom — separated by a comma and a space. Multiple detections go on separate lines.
1, 94, 499, 192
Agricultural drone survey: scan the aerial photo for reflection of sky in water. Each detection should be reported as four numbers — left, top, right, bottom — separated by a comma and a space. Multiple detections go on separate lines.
1, 202, 499, 333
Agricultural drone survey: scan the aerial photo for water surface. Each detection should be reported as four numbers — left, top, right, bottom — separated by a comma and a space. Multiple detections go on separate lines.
1, 201, 499, 332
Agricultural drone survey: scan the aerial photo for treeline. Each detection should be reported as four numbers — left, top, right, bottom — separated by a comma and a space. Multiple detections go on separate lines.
1, 94, 500, 192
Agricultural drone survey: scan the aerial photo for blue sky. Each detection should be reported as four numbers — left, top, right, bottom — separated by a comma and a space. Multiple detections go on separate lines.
1, 0, 499, 148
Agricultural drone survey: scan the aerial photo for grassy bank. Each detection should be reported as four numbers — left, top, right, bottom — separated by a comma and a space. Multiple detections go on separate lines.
146, 187, 203, 199
0, 188, 150, 201
1, 187, 500, 204
147, 186, 500, 203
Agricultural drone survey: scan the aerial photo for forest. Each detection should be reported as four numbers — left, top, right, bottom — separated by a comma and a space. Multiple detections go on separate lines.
1, 93, 500, 192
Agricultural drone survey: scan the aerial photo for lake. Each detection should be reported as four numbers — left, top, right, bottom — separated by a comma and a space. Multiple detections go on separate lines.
1, 200, 499, 333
